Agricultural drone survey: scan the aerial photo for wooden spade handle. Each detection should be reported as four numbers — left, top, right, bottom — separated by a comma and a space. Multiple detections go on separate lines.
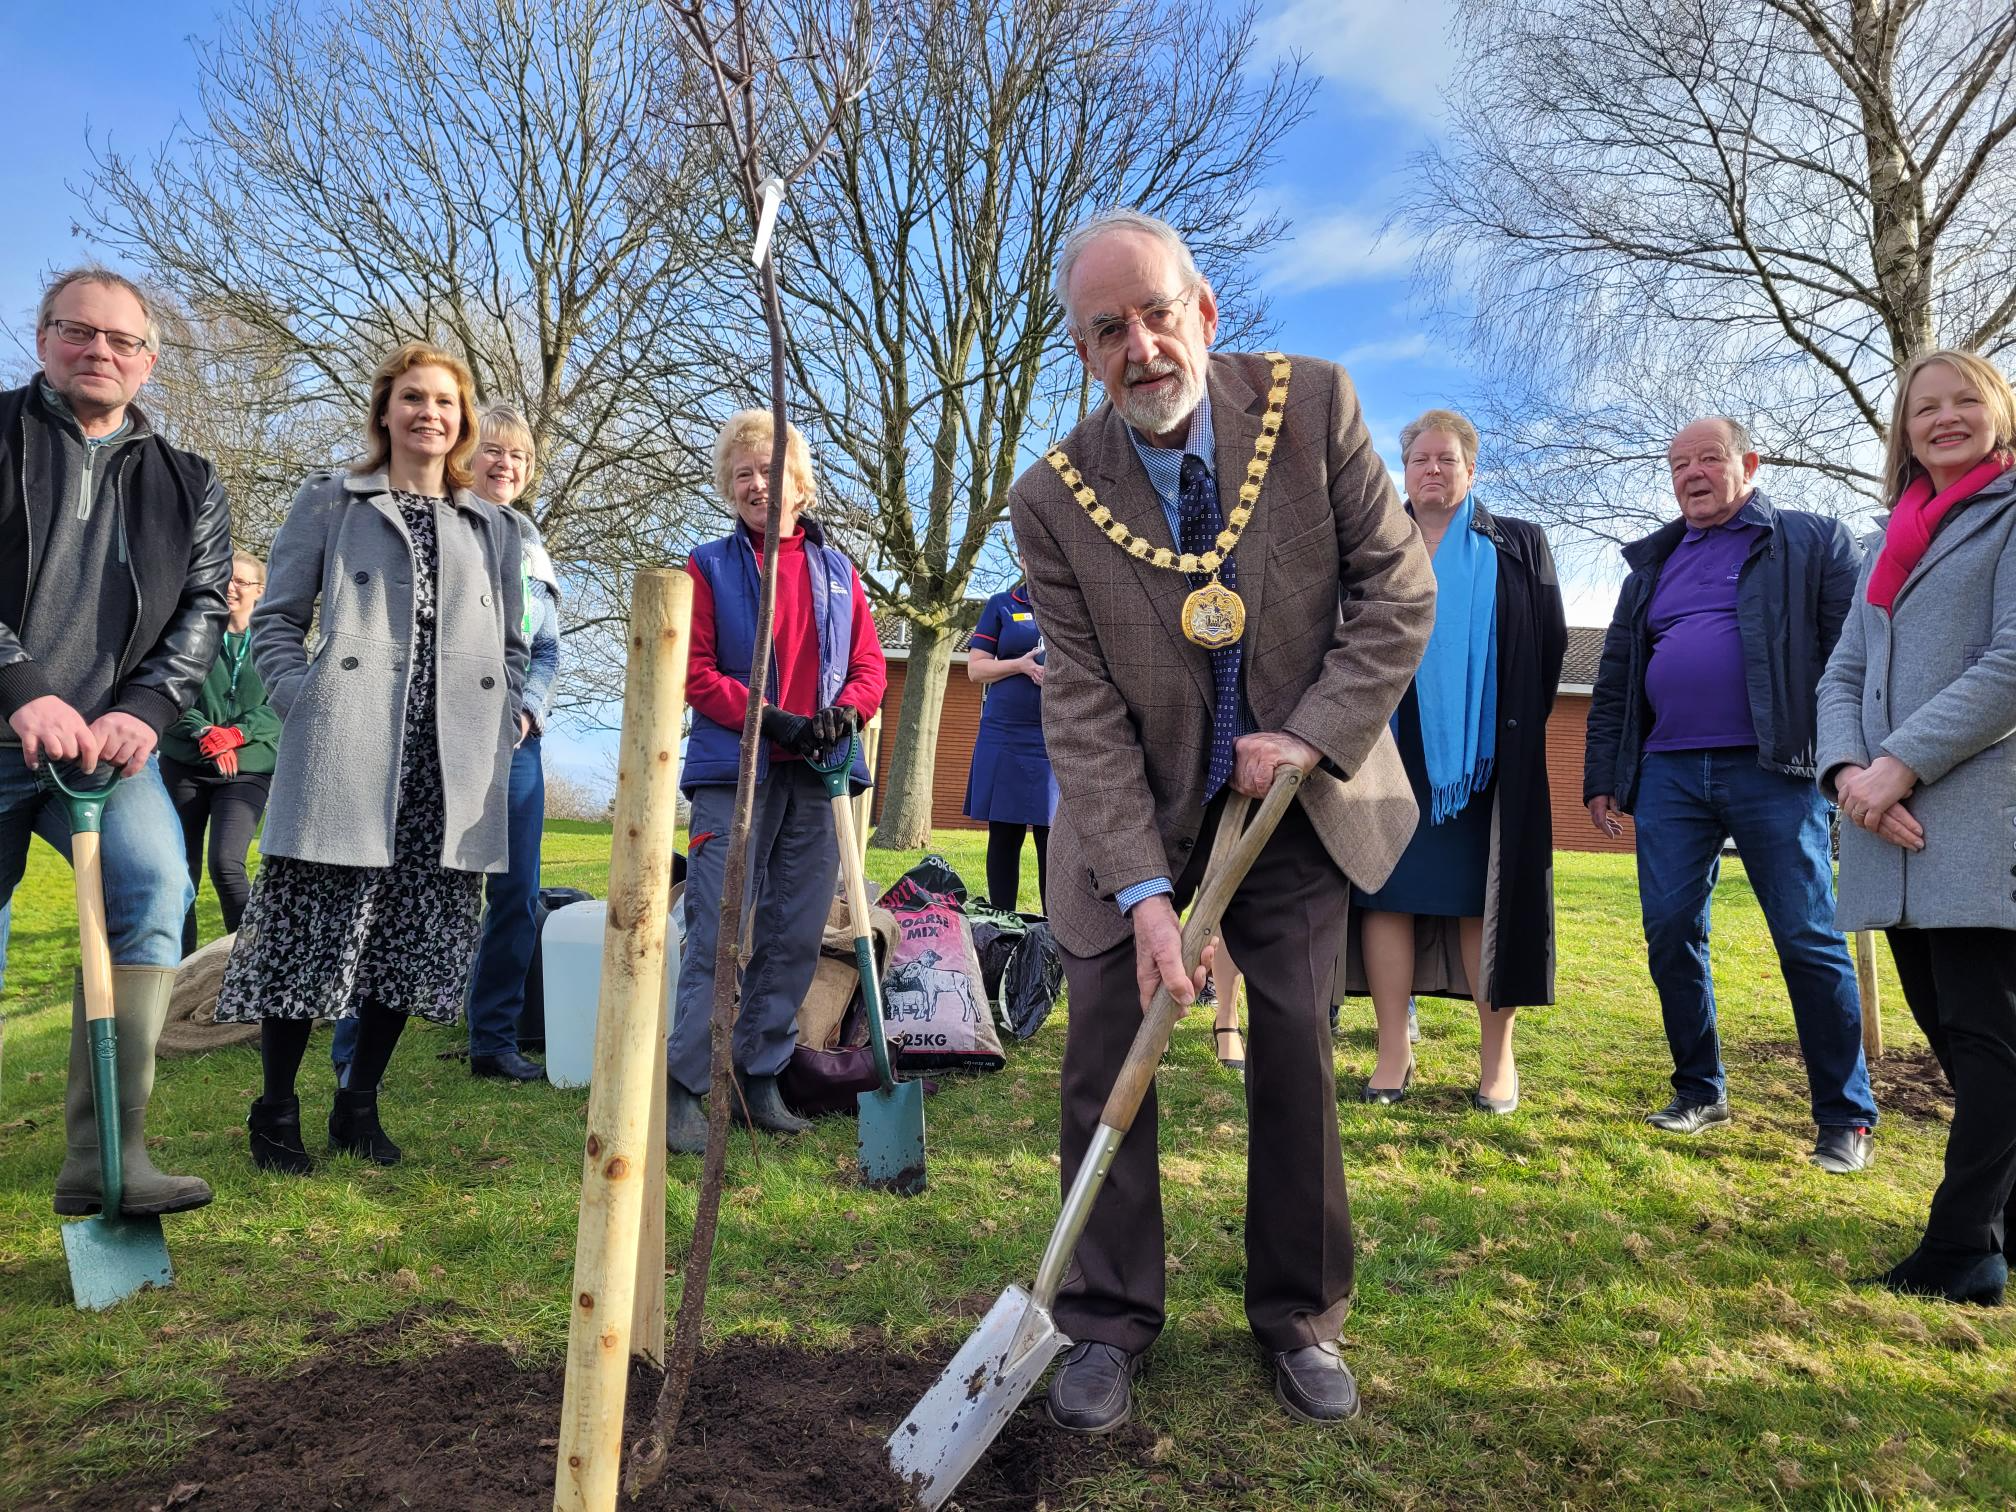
1096, 766, 1303, 1134
71, 832, 117, 1026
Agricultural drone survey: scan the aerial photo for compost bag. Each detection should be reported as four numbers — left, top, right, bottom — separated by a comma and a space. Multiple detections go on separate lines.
966, 902, 1064, 1040
874, 856, 1005, 1072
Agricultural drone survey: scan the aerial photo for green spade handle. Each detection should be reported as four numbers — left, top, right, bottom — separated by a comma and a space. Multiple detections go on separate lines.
37, 762, 122, 835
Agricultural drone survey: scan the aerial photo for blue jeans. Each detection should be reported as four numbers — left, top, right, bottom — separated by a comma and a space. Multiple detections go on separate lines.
1633, 748, 1877, 1128
668, 767, 838, 1097
333, 736, 545, 1069
463, 735, 545, 1057
0, 749, 191, 969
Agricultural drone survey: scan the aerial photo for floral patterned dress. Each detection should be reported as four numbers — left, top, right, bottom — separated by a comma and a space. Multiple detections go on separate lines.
215, 492, 485, 1024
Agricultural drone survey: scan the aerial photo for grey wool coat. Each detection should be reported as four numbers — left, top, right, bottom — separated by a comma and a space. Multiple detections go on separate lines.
1817, 466, 2016, 931
251, 469, 529, 872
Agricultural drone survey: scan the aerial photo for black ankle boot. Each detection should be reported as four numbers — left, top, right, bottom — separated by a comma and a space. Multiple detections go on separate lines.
329, 1088, 403, 1166
1861, 1248, 2008, 1306
737, 1073, 811, 1135
248, 1096, 314, 1175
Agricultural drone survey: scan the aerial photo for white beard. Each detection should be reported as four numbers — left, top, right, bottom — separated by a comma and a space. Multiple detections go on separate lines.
1111, 358, 1204, 439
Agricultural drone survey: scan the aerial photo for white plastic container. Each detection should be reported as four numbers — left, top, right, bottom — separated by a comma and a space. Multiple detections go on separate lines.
539, 899, 682, 1090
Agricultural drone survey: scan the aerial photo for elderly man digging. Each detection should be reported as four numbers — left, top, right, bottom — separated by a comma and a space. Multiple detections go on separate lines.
1009, 209, 1434, 1430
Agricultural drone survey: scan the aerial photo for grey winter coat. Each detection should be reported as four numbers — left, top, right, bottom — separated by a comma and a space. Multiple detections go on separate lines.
1817, 467, 2016, 931
252, 469, 529, 872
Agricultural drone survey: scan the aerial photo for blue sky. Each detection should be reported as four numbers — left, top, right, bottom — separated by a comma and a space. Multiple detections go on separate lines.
0, 0, 1626, 783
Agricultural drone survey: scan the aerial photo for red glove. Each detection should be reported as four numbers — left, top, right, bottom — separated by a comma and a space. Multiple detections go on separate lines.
198, 725, 247, 758
214, 747, 240, 777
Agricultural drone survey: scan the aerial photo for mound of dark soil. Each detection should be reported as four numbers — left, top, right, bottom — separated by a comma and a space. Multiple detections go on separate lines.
1750, 1039, 1950, 1121
52, 1313, 1159, 1512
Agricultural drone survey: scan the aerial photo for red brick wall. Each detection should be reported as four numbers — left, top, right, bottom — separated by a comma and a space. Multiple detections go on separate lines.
869, 659, 986, 832
1549, 693, 1635, 854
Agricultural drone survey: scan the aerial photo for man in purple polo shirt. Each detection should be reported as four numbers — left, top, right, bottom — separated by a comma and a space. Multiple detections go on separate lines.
1585, 417, 1878, 1174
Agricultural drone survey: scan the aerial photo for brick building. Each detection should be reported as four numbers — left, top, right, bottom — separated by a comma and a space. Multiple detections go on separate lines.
872, 621, 1635, 855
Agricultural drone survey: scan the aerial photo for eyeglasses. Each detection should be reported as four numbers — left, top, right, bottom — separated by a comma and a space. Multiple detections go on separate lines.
478, 442, 533, 465
1081, 289, 1195, 355
44, 319, 151, 359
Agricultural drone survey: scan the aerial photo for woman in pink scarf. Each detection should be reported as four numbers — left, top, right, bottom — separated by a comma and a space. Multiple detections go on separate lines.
1817, 349, 2016, 1306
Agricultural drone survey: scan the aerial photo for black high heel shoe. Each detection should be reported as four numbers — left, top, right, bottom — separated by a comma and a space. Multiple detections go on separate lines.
1361, 1060, 1414, 1106
1856, 1250, 2007, 1306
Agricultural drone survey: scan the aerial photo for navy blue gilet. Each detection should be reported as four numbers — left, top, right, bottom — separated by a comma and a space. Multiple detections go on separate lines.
683, 517, 872, 795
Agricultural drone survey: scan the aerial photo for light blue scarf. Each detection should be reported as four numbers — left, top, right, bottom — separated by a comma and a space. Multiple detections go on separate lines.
1412, 495, 1498, 825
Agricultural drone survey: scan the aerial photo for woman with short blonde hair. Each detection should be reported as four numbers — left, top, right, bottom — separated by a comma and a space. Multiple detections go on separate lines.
665, 407, 886, 1152
1819, 349, 2016, 1305
216, 341, 529, 1174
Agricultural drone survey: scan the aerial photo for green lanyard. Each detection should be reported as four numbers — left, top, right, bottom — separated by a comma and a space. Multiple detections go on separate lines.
222, 629, 248, 699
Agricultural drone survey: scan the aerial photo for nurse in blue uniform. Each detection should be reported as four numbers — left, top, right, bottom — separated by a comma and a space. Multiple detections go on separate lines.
964, 575, 1056, 912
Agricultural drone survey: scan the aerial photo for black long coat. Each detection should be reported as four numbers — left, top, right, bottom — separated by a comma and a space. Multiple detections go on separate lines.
1335, 497, 1567, 1009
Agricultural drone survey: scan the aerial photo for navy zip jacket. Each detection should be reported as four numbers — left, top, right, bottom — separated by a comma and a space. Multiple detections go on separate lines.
1583, 489, 1860, 811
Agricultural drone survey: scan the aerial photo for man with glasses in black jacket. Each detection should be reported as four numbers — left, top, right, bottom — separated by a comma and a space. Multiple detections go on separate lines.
0, 265, 232, 1218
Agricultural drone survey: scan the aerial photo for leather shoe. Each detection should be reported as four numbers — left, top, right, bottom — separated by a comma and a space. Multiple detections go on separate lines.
1810, 1125, 1874, 1174
1273, 1339, 1361, 1423
1645, 1097, 1731, 1134
470, 1049, 546, 1083
1046, 1341, 1142, 1434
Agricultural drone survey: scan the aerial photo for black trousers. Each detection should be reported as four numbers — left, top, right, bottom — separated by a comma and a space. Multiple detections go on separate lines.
160, 756, 270, 957
1055, 797, 1354, 1354
1886, 927, 2016, 1260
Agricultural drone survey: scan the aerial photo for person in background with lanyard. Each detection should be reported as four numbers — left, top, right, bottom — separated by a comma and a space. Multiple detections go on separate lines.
458, 404, 560, 1083
159, 549, 281, 956
964, 552, 1057, 914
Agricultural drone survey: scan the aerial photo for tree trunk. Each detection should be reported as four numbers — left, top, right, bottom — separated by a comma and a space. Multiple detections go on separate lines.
1847, 0, 1936, 363
870, 620, 955, 850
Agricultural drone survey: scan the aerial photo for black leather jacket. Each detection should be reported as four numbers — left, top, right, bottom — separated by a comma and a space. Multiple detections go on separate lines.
0, 380, 232, 736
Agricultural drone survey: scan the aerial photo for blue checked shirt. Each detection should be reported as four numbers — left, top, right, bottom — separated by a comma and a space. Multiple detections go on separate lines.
1112, 391, 1252, 917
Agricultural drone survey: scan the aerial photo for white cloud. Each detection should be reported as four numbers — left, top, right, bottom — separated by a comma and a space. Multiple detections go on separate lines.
1263, 209, 1419, 294
1337, 332, 1432, 368
1261, 0, 1456, 128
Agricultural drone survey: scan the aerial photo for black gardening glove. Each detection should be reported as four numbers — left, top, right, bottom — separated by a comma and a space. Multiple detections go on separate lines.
759, 704, 814, 755
808, 704, 859, 759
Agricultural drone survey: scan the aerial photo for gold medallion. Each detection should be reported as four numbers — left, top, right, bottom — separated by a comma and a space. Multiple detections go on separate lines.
1044, 354, 1290, 651
1181, 578, 1245, 649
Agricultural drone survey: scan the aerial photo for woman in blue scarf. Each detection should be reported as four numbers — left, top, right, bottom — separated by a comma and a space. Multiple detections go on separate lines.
1341, 410, 1566, 1112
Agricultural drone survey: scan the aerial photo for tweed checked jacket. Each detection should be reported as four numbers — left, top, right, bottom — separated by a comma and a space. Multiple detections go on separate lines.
1010, 351, 1436, 956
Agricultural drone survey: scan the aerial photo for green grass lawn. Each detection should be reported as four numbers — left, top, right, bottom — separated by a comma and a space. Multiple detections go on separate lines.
2, 823, 2011, 1508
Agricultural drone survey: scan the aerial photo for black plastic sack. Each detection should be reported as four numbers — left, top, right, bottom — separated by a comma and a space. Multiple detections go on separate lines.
967, 902, 1064, 1040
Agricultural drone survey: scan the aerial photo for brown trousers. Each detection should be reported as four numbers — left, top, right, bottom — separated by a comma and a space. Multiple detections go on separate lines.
1054, 797, 1355, 1355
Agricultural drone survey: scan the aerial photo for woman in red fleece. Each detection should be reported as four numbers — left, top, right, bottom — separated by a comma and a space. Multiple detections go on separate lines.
667, 409, 886, 1153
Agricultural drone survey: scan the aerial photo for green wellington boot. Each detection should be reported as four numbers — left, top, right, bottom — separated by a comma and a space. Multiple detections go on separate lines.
54, 966, 214, 1217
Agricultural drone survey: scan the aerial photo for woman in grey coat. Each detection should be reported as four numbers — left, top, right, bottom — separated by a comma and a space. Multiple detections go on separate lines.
1818, 348, 2016, 1306
216, 342, 527, 1173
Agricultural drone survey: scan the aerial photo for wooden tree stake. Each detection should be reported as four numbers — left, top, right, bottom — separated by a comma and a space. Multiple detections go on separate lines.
1854, 928, 1883, 1061
554, 568, 692, 1512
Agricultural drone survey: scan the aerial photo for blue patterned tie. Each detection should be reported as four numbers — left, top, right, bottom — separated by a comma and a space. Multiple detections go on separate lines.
1179, 453, 1242, 798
